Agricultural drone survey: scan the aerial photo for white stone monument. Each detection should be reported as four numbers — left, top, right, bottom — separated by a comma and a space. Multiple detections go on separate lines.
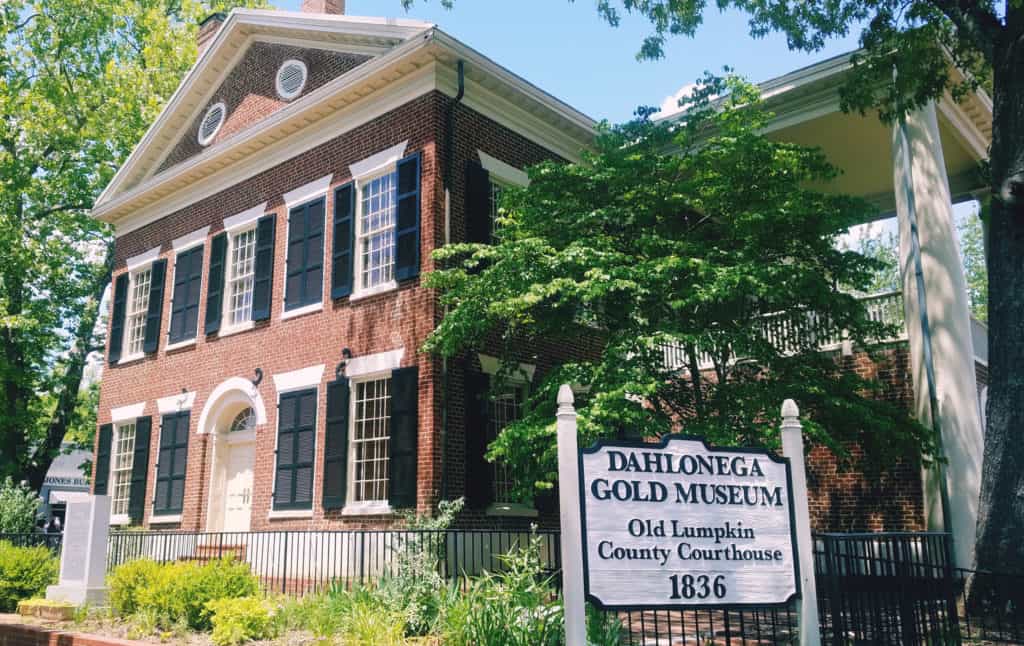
46, 494, 110, 605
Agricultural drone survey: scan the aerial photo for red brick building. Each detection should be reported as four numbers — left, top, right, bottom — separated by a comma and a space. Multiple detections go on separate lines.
90, 4, 593, 532
90, 4, 986, 537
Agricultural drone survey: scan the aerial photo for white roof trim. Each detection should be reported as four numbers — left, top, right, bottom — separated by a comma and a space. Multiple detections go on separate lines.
111, 402, 146, 423
478, 151, 529, 186
92, 16, 595, 225
172, 226, 210, 252
224, 202, 267, 232
273, 364, 325, 393
157, 391, 197, 414
349, 141, 408, 180
283, 174, 333, 207
126, 246, 161, 271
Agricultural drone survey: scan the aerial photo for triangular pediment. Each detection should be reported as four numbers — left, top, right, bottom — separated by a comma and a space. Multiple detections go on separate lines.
97, 9, 432, 203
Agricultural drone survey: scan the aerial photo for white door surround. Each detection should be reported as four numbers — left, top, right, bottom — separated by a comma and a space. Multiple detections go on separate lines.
198, 378, 267, 533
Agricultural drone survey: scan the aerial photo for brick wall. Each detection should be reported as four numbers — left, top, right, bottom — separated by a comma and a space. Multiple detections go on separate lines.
0, 623, 138, 646
156, 42, 370, 175
804, 345, 925, 532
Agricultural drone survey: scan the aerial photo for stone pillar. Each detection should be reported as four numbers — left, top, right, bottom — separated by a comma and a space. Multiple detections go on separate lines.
47, 495, 110, 605
892, 101, 984, 569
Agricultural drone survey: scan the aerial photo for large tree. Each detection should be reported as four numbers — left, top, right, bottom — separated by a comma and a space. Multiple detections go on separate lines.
425, 77, 932, 504
419, 0, 1021, 576
0, 0, 266, 490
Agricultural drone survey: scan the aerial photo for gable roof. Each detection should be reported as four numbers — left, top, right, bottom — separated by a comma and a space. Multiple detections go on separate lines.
93, 9, 596, 233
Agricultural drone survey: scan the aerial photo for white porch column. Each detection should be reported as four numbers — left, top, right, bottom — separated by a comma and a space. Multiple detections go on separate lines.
891, 101, 984, 569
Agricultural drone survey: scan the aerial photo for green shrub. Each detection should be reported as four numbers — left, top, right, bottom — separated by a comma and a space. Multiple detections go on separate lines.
110, 557, 259, 630
107, 558, 162, 616
0, 541, 58, 612
208, 597, 277, 646
0, 478, 40, 533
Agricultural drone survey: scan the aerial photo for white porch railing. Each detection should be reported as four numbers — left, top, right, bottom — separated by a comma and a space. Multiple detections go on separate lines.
662, 290, 906, 372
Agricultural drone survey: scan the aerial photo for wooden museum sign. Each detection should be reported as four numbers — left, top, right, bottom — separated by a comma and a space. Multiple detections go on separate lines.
577, 436, 800, 609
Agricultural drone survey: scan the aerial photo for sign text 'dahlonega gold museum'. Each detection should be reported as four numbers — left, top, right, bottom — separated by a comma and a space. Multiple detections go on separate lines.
578, 437, 800, 608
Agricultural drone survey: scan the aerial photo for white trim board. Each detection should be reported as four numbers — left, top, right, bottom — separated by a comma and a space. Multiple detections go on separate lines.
111, 402, 146, 423
273, 364, 326, 393
126, 246, 161, 271
172, 226, 210, 252
224, 202, 268, 232
345, 348, 404, 378
477, 353, 535, 383
283, 174, 333, 207
349, 141, 408, 180
478, 151, 529, 186
157, 391, 197, 415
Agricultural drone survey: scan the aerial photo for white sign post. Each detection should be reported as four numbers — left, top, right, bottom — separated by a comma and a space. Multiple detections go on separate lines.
557, 385, 588, 646
556, 386, 822, 645
46, 495, 110, 605
779, 399, 822, 646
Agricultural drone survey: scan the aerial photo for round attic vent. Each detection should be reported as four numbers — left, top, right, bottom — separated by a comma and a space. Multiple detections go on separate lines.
276, 60, 308, 101
197, 102, 226, 146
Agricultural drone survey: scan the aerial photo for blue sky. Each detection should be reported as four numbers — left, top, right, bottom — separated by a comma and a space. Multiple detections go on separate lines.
274, 1, 862, 123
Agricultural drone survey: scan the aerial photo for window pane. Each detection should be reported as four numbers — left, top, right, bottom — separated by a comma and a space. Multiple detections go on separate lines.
489, 387, 522, 503
125, 269, 152, 356
351, 378, 391, 503
359, 172, 396, 290
111, 423, 136, 516
227, 228, 257, 326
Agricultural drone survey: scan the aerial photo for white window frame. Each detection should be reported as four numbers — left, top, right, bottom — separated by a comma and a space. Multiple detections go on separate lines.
340, 348, 404, 516
477, 353, 537, 518
109, 421, 137, 526
280, 175, 331, 321
275, 59, 308, 101
218, 203, 266, 336
352, 167, 399, 299
120, 246, 160, 364
347, 142, 407, 301
222, 224, 259, 332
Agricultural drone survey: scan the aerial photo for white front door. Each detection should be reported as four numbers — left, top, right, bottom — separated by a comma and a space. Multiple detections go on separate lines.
223, 443, 254, 533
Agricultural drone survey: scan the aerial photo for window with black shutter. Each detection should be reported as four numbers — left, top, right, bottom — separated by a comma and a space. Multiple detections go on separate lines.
464, 373, 492, 509
465, 160, 492, 244
393, 154, 421, 282
205, 232, 228, 335
321, 378, 349, 509
143, 259, 167, 354
273, 388, 317, 510
330, 183, 355, 299
154, 411, 190, 515
284, 198, 325, 311
388, 366, 418, 508
127, 416, 152, 524
94, 423, 113, 495
251, 214, 276, 321
108, 275, 129, 364
168, 246, 204, 344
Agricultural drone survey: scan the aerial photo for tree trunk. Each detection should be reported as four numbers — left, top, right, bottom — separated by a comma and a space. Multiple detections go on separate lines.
22, 247, 113, 491
972, 4, 1024, 586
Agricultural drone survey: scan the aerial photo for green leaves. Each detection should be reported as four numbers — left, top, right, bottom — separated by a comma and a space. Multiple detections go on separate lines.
426, 76, 929, 499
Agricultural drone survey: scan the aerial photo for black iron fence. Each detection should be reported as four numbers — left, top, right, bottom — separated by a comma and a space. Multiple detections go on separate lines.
0, 532, 63, 552
954, 567, 1024, 644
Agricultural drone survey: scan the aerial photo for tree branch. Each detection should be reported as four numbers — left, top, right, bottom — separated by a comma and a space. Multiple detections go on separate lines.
930, 0, 1003, 64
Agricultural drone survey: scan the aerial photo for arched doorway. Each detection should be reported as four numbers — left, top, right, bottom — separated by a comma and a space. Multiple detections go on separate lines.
198, 378, 266, 532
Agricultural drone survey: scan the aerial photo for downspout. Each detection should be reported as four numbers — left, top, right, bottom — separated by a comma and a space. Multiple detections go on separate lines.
439, 60, 465, 501
896, 113, 955, 549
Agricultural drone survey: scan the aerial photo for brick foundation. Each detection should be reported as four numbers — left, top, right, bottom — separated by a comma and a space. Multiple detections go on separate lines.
0, 621, 142, 646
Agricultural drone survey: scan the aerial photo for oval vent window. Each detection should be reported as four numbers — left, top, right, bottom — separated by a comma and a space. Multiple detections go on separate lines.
197, 102, 226, 146
276, 60, 308, 101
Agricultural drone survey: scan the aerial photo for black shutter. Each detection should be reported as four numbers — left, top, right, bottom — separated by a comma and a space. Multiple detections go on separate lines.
94, 423, 113, 495
464, 373, 493, 509
388, 366, 419, 508
169, 245, 204, 344
205, 232, 228, 335
322, 378, 350, 509
465, 160, 492, 244
143, 259, 167, 354
331, 183, 355, 299
154, 412, 189, 515
252, 214, 276, 321
285, 199, 325, 310
274, 388, 317, 510
108, 274, 129, 364
394, 153, 421, 282
128, 416, 152, 524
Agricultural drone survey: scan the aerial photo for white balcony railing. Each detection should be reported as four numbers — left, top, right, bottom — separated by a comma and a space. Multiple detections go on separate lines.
662, 290, 907, 372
